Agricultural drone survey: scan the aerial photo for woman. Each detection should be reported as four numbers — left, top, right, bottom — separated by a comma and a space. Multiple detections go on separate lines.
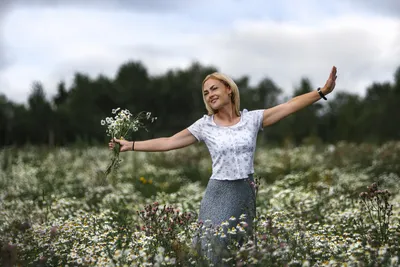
109, 66, 337, 262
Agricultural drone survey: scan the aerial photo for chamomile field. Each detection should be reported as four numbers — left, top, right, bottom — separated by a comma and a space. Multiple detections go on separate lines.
1, 142, 400, 266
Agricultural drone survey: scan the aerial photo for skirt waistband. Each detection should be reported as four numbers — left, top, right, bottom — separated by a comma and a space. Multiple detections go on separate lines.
210, 173, 254, 182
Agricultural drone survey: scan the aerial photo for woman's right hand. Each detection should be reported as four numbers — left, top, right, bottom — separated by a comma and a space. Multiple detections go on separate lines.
108, 138, 133, 152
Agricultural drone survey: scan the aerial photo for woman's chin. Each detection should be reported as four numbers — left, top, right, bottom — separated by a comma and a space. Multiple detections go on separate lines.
210, 104, 220, 111
209, 101, 218, 108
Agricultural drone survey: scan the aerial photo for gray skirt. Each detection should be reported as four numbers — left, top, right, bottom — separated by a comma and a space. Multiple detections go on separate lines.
195, 174, 256, 264
199, 174, 256, 229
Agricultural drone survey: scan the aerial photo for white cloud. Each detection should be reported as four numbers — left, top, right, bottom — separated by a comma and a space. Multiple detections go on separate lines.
0, 3, 399, 104
205, 15, 400, 97
0, 7, 200, 101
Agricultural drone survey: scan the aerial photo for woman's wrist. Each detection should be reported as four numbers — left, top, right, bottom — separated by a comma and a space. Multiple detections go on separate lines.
318, 87, 328, 100
321, 86, 330, 95
131, 141, 135, 151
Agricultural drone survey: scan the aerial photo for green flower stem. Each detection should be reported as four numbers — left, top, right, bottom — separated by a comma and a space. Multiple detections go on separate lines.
105, 143, 120, 176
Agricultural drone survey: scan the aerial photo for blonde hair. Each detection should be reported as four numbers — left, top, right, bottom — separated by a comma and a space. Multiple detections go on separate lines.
202, 72, 241, 116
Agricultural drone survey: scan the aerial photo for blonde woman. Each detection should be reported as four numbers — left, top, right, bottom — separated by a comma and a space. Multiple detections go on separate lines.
109, 66, 337, 262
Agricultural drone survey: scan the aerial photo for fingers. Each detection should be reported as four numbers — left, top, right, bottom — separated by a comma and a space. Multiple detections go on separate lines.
109, 138, 118, 149
331, 66, 337, 80
113, 137, 125, 144
108, 138, 128, 150
108, 140, 115, 149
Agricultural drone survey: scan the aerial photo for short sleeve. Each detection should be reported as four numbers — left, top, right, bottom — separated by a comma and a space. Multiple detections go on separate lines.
187, 116, 205, 142
248, 109, 264, 131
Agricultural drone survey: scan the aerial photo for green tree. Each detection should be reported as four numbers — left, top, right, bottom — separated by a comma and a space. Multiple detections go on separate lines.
320, 91, 363, 143
51, 81, 72, 145
147, 62, 217, 138
393, 66, 400, 94
0, 94, 13, 146
361, 81, 398, 143
27, 82, 53, 145
2, 61, 400, 147
252, 78, 283, 145
273, 78, 322, 145
114, 61, 150, 113
64, 73, 105, 144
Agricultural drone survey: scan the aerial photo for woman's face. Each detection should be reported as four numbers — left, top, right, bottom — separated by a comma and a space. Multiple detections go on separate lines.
203, 78, 232, 110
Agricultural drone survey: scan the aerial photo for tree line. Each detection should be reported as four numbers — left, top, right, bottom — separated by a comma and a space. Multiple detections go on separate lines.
0, 61, 399, 147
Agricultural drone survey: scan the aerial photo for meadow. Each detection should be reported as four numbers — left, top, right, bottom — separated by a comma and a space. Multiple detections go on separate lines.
1, 141, 399, 266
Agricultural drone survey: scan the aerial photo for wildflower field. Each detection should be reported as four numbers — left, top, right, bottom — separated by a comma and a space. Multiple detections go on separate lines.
1, 142, 400, 266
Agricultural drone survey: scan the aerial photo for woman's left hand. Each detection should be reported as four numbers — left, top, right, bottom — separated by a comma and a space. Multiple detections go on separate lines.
322, 66, 337, 95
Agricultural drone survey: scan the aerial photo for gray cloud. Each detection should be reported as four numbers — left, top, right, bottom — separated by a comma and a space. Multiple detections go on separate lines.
343, 0, 400, 17
0, 0, 13, 13
0, 0, 187, 79
1, 1, 399, 103
0, 39, 5, 71
195, 18, 400, 97
0, 0, 188, 13
0, 49, 6, 71
0, 1, 12, 74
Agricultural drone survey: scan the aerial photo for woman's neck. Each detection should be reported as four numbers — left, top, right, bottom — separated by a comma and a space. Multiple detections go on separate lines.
214, 105, 238, 122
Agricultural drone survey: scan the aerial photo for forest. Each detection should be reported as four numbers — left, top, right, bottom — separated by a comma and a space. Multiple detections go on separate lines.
1, 61, 399, 147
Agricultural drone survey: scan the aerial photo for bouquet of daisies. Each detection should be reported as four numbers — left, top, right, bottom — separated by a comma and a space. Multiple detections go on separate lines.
101, 108, 156, 176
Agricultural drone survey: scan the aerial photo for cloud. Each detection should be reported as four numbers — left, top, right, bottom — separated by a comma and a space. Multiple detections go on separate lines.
0, 0, 189, 13
0, 3, 399, 103
339, 0, 400, 17
0, 6, 200, 102
0, 42, 6, 71
0, 0, 12, 71
210, 16, 399, 96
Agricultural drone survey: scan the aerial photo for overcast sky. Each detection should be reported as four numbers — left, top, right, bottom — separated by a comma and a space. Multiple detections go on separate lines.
0, 0, 399, 103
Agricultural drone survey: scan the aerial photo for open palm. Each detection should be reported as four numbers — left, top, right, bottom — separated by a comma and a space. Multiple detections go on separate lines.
322, 66, 337, 94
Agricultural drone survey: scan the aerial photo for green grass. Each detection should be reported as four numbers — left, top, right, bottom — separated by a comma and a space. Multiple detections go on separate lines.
1, 142, 399, 266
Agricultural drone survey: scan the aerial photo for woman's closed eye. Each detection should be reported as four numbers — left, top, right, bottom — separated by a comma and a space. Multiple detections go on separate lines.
203, 86, 218, 96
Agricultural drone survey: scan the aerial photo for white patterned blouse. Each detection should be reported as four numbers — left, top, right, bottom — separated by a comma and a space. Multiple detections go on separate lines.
187, 109, 264, 180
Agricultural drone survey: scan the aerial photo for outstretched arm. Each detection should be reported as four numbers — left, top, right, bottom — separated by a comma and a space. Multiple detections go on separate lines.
109, 129, 197, 152
262, 66, 337, 127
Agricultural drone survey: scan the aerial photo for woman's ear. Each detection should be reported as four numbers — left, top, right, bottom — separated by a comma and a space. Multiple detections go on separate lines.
226, 85, 232, 95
